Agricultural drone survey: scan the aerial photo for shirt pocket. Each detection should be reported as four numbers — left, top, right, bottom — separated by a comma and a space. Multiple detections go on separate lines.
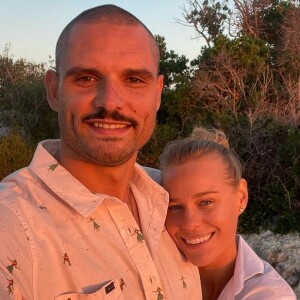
54, 279, 124, 300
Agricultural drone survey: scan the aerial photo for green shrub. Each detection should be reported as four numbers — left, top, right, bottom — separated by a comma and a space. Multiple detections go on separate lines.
139, 113, 300, 234
0, 49, 59, 145
139, 124, 179, 167
225, 118, 300, 234
0, 133, 34, 181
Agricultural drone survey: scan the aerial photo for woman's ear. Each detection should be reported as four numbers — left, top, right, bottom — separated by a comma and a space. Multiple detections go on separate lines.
238, 178, 248, 214
45, 70, 59, 112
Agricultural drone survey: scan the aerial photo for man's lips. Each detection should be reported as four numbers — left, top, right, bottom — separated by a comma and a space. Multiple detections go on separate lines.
82, 109, 138, 127
84, 119, 131, 131
92, 122, 128, 129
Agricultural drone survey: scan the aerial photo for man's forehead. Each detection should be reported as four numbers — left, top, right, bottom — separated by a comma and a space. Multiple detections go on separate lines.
66, 22, 153, 54
70, 21, 148, 38
57, 21, 159, 74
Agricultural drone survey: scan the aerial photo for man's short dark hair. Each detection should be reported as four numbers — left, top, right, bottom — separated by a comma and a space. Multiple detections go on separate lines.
55, 4, 160, 72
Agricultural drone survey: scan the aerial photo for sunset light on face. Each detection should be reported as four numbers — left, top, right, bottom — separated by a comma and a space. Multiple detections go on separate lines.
164, 154, 247, 270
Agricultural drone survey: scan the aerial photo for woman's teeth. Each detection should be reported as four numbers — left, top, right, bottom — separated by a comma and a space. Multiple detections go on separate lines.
184, 233, 212, 245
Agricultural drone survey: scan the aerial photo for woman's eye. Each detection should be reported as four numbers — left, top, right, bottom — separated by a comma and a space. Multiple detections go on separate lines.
168, 204, 182, 211
200, 200, 213, 206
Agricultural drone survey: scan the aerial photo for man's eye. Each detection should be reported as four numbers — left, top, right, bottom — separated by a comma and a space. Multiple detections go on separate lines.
77, 76, 95, 82
74, 76, 97, 87
127, 77, 143, 83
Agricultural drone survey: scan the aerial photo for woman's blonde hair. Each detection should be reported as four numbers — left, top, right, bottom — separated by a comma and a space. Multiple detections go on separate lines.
159, 127, 243, 187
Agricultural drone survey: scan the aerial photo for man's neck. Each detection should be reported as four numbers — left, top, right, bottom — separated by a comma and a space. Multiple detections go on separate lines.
54, 147, 137, 201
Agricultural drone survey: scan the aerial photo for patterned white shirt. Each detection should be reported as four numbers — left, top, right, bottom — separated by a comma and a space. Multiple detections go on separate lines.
0, 140, 201, 300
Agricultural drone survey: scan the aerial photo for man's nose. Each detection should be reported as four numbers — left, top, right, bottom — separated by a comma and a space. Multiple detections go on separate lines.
93, 79, 123, 110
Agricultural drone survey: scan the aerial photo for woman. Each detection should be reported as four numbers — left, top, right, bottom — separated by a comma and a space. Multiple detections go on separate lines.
159, 127, 296, 300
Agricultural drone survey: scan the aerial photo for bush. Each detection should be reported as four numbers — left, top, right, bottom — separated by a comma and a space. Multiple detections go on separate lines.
0, 48, 59, 145
0, 133, 34, 181
138, 124, 179, 167
1, 80, 58, 144
139, 114, 300, 234
230, 119, 300, 234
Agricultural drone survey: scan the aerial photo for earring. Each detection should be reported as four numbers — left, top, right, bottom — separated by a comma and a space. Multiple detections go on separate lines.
239, 206, 245, 212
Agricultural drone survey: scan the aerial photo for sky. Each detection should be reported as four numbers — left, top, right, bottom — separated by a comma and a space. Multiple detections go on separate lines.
0, 0, 205, 65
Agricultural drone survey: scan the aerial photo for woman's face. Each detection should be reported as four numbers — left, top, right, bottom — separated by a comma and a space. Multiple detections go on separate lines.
163, 154, 247, 270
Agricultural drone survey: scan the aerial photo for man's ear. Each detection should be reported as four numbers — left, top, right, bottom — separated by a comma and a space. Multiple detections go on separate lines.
238, 178, 248, 214
155, 75, 164, 111
45, 70, 59, 112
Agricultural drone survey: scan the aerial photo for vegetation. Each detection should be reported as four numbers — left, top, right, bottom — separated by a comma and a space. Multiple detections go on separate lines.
0, 0, 299, 233
142, 0, 300, 233
0, 132, 34, 180
0, 45, 58, 145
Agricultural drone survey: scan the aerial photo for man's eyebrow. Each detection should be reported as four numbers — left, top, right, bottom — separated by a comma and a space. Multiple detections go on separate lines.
62, 67, 156, 80
63, 66, 101, 78
122, 68, 156, 80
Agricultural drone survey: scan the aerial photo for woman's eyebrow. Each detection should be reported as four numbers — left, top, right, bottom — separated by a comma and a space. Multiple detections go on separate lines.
168, 191, 218, 202
192, 191, 218, 199
169, 197, 180, 203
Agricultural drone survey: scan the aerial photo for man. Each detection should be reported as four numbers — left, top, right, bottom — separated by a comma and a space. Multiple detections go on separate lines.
0, 5, 201, 299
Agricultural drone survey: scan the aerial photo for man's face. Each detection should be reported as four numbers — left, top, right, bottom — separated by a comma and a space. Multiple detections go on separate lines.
48, 22, 163, 166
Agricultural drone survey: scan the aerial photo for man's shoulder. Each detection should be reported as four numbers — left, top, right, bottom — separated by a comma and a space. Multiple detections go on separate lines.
0, 174, 26, 214
142, 166, 161, 185
0, 172, 31, 243
1, 169, 26, 195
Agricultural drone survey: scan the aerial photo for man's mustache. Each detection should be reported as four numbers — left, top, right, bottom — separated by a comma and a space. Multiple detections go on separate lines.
82, 108, 138, 127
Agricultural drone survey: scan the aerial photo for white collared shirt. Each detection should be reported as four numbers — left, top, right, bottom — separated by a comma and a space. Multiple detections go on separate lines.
0, 140, 201, 300
218, 235, 296, 299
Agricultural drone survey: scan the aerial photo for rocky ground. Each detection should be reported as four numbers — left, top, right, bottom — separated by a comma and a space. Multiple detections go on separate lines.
242, 231, 300, 298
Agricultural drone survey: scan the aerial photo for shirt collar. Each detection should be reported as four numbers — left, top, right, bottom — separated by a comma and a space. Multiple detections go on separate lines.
232, 235, 265, 295
130, 164, 168, 254
29, 140, 168, 222
29, 140, 107, 217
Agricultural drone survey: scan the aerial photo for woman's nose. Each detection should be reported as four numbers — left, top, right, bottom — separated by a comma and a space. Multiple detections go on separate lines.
180, 209, 203, 231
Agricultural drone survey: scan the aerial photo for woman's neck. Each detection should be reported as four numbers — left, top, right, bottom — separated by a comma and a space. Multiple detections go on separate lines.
199, 258, 236, 300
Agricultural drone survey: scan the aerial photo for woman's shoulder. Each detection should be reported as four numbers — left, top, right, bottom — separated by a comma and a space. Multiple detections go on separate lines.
234, 235, 296, 299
